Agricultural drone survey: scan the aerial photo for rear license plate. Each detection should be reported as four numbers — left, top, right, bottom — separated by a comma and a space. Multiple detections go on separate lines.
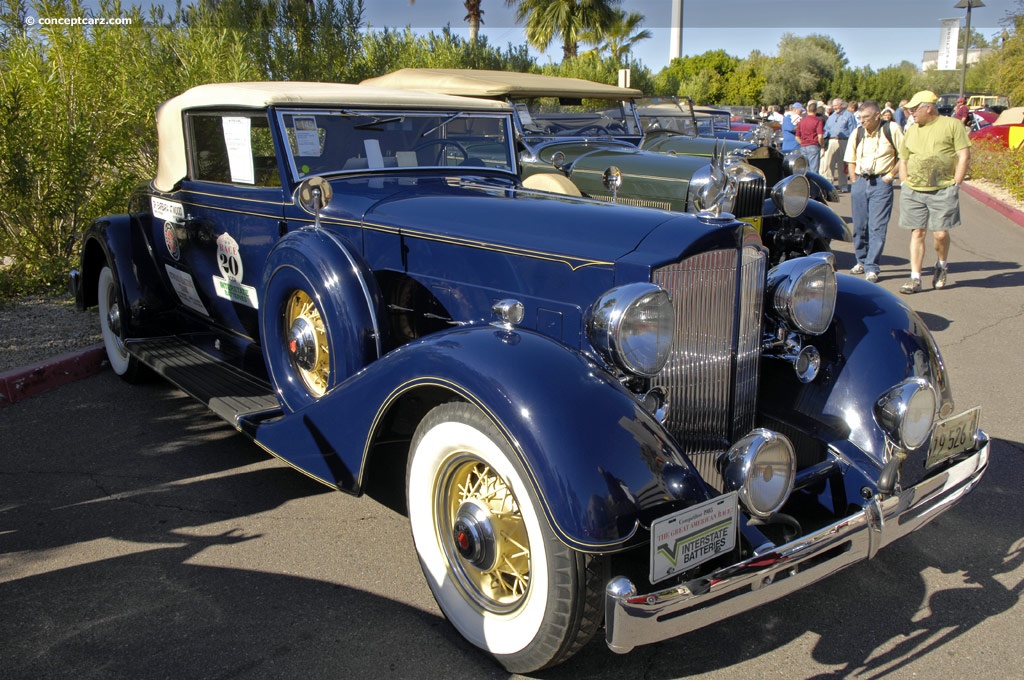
650, 493, 738, 585
927, 406, 981, 469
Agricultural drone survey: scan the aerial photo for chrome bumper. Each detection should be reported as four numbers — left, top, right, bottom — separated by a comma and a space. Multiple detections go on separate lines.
604, 433, 990, 653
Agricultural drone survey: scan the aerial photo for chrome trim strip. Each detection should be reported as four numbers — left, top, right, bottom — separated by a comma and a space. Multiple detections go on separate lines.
604, 434, 990, 654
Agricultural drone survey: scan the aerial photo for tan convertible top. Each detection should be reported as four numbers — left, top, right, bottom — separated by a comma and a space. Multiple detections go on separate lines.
154, 81, 510, 192
361, 68, 643, 100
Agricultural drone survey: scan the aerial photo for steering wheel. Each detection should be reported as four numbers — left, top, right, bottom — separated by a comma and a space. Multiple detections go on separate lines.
413, 139, 469, 165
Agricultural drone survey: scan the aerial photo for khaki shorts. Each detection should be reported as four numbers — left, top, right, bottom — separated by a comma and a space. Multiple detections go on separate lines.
899, 184, 961, 231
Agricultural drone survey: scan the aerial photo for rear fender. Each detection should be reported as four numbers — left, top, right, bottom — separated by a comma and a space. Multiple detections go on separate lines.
77, 213, 170, 335
251, 325, 711, 553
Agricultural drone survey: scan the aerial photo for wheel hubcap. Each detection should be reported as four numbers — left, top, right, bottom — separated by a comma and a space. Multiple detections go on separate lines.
106, 300, 122, 338
440, 458, 530, 612
284, 290, 329, 397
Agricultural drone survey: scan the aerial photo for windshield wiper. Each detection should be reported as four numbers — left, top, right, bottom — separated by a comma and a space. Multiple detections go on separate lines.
353, 115, 405, 130
420, 112, 465, 137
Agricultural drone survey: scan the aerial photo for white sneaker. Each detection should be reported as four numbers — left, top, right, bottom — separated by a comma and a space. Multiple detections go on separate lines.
851, 263, 865, 275
865, 272, 879, 283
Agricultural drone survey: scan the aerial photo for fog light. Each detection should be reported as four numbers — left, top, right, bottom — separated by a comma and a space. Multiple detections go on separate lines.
719, 429, 796, 518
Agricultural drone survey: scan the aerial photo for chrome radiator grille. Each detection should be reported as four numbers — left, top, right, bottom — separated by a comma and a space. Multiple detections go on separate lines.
731, 176, 767, 220
651, 246, 767, 488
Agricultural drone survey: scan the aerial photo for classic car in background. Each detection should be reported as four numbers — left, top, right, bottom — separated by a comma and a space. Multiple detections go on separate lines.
638, 96, 849, 260
361, 68, 836, 264
969, 106, 1024, 148
73, 82, 989, 673
692, 104, 746, 139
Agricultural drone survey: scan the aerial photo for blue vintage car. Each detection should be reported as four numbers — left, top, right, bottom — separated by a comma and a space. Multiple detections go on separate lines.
362, 69, 847, 264
72, 82, 989, 673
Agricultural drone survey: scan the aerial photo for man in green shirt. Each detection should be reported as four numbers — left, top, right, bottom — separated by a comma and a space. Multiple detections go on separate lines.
897, 90, 972, 294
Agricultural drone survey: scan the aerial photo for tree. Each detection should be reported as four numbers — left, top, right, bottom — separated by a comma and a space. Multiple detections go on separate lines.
504, 0, 618, 61
761, 33, 847, 106
464, 0, 483, 43
578, 7, 650, 67
996, 1, 1024, 106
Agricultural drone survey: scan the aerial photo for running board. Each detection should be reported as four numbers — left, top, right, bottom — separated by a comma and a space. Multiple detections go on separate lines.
126, 336, 281, 430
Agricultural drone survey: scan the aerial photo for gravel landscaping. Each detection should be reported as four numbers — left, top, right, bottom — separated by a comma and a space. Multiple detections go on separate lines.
0, 294, 102, 374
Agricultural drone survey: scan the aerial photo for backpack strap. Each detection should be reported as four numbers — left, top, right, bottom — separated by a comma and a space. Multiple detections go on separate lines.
854, 121, 895, 157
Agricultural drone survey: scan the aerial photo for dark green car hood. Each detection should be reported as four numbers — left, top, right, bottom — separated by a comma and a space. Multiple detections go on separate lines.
520, 141, 712, 212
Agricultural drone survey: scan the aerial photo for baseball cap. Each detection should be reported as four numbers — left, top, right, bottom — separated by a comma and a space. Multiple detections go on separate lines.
792, 102, 805, 111
906, 90, 938, 109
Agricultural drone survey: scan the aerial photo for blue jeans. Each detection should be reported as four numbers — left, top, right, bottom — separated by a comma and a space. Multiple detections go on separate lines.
851, 176, 894, 275
799, 144, 820, 175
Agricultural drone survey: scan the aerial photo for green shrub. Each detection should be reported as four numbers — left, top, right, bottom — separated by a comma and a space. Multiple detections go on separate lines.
970, 139, 1024, 204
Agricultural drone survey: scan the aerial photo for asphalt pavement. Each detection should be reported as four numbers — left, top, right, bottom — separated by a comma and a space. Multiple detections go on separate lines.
2, 184, 1023, 679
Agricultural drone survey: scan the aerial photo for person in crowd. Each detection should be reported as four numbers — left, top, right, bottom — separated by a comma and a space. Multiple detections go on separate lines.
768, 105, 784, 124
897, 90, 972, 294
844, 100, 904, 283
758, 105, 769, 120
881, 108, 895, 123
795, 101, 824, 171
821, 97, 857, 192
953, 96, 969, 124
892, 98, 909, 129
781, 102, 804, 153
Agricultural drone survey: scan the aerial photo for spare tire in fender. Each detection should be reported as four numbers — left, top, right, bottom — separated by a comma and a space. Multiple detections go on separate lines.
260, 228, 385, 413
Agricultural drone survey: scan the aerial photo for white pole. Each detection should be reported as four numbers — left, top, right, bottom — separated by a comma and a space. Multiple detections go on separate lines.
670, 0, 683, 61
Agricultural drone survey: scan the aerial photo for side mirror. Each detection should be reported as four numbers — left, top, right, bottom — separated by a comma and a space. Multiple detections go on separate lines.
297, 176, 333, 229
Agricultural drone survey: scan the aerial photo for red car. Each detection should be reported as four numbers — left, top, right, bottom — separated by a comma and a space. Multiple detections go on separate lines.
969, 106, 1024, 148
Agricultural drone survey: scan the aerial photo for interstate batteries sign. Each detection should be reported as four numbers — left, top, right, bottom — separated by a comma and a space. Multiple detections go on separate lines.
649, 492, 738, 584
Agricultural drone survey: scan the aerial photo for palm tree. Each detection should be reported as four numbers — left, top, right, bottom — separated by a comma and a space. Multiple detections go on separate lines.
464, 0, 485, 43
579, 8, 651, 66
505, 0, 619, 61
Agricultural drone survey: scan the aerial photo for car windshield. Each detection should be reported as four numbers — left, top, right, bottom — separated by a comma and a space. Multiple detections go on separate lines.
509, 97, 640, 140
279, 109, 515, 179
634, 98, 698, 136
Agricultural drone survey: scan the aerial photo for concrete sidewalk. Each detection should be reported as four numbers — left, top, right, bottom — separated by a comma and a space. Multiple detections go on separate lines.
3, 181, 1022, 409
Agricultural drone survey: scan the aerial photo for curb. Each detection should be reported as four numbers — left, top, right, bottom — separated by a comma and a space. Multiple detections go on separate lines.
962, 182, 1024, 227
0, 344, 107, 408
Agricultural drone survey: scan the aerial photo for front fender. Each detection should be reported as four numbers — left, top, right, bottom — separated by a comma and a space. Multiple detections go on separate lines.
761, 275, 954, 468
251, 325, 711, 552
807, 171, 839, 202
796, 199, 851, 242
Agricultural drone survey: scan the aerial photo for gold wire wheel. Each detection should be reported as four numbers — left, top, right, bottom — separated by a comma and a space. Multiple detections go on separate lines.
284, 289, 330, 397
440, 458, 531, 612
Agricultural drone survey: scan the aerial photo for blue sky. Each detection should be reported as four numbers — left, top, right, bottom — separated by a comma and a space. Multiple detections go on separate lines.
365, 0, 1019, 71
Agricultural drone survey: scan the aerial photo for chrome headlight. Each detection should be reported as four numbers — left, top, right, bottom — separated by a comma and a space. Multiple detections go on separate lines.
875, 378, 938, 450
766, 252, 837, 335
770, 174, 810, 217
784, 151, 807, 176
586, 283, 675, 377
719, 429, 796, 518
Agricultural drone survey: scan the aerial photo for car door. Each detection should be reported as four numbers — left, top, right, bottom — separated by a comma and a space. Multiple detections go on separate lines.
170, 110, 287, 340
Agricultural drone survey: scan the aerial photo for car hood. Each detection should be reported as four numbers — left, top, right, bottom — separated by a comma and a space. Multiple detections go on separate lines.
519, 141, 713, 211
318, 175, 734, 268
642, 133, 753, 158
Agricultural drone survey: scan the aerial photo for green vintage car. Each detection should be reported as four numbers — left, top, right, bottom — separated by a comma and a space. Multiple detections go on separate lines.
362, 69, 824, 263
